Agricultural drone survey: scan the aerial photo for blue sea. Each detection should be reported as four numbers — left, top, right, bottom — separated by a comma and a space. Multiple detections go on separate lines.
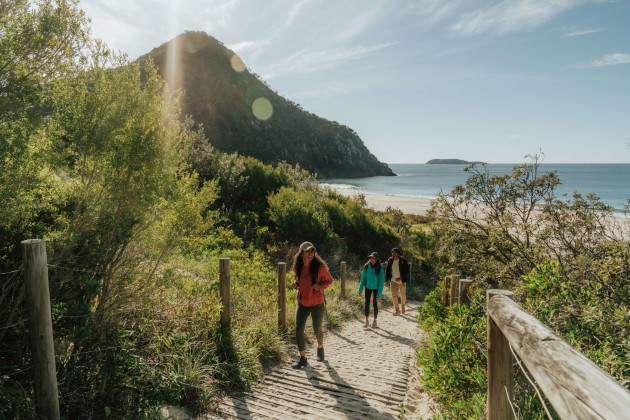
322, 163, 630, 214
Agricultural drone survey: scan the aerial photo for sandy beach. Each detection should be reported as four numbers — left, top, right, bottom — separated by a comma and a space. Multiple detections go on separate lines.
333, 189, 630, 236
334, 189, 433, 215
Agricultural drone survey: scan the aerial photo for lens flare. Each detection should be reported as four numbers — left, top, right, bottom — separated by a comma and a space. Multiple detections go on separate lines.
230, 54, 246, 72
252, 97, 273, 121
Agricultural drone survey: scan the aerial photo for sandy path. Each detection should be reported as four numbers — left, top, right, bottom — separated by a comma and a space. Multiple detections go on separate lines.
203, 302, 437, 419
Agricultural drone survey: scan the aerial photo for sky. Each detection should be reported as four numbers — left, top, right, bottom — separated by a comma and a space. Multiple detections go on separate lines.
80, 0, 630, 164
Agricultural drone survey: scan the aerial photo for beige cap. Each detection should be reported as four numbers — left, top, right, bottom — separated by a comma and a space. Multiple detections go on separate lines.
299, 241, 316, 252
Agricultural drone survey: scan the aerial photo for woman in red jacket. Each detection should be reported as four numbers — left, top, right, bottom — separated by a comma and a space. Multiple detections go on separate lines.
291, 241, 334, 369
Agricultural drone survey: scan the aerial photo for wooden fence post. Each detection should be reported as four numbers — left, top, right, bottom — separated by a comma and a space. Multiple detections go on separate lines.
443, 276, 450, 306
277, 262, 286, 331
459, 278, 473, 304
340, 261, 346, 299
487, 289, 514, 420
449, 274, 460, 306
21, 239, 60, 420
219, 258, 231, 328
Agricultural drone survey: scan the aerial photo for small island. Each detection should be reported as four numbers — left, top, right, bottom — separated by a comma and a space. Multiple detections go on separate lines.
426, 158, 486, 165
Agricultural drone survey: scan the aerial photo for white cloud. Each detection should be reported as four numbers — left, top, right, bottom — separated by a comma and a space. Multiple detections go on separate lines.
196, 0, 242, 34
290, 82, 365, 99
562, 28, 602, 37
450, 0, 586, 36
586, 53, 630, 67
261, 42, 396, 80
408, 0, 457, 27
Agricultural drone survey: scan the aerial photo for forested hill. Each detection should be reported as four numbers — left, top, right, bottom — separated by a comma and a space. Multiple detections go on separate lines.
137, 31, 394, 178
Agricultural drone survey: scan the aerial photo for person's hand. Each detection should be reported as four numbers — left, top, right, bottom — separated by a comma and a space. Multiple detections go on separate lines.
312, 284, 320, 291
359, 292, 363, 297
292, 281, 299, 289
376, 297, 381, 302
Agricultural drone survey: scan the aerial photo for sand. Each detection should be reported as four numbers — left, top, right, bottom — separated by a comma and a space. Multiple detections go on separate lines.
333, 188, 630, 237
334, 189, 433, 215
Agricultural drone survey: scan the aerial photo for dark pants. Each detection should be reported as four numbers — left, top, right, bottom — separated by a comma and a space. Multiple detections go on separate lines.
364, 288, 378, 318
295, 303, 325, 352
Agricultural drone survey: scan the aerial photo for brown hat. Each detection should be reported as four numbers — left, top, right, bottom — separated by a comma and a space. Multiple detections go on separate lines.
367, 251, 379, 260
299, 241, 316, 252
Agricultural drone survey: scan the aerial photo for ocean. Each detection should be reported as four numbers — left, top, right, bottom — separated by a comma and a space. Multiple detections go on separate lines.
321, 163, 630, 214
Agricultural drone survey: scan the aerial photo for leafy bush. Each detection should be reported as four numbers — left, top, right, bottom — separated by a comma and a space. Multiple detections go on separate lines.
520, 256, 628, 383
418, 289, 487, 418
417, 155, 630, 418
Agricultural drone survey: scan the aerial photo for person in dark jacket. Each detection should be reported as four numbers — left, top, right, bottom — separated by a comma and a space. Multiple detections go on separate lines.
385, 247, 410, 315
290, 241, 334, 369
359, 252, 385, 328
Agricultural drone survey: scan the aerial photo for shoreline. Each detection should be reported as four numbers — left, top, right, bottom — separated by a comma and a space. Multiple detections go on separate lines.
333, 189, 433, 215
332, 188, 629, 229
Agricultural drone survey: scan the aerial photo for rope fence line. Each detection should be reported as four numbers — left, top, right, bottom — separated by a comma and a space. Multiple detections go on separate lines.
509, 343, 554, 420
504, 385, 518, 420
0, 268, 24, 277
63, 345, 124, 357
0, 318, 30, 330
46, 263, 102, 276
54, 313, 91, 319
1, 365, 34, 378
47, 262, 169, 279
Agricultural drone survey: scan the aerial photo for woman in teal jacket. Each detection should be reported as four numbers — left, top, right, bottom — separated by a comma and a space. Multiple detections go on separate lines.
358, 252, 385, 328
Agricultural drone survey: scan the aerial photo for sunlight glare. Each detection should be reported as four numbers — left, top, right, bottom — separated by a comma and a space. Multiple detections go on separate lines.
230, 54, 246, 72
252, 97, 273, 121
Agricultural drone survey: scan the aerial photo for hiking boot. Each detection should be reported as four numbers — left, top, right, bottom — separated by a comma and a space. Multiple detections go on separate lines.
401, 307, 406, 315
372, 319, 378, 328
317, 347, 325, 361
292, 356, 307, 369
393, 310, 400, 315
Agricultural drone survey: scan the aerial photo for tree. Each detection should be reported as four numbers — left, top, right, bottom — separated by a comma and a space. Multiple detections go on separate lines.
0, 0, 89, 268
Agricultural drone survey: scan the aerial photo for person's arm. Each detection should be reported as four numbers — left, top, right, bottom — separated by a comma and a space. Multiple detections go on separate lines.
358, 267, 366, 294
385, 258, 392, 285
317, 266, 333, 290
376, 268, 385, 298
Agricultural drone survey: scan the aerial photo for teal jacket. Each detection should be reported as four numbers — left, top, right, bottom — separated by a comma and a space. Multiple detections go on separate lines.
358, 262, 385, 298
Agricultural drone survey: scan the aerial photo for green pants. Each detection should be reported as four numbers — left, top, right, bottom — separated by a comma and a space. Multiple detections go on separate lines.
295, 303, 325, 352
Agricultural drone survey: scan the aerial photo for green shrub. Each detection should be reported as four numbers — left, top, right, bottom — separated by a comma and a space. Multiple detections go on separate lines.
418, 289, 487, 418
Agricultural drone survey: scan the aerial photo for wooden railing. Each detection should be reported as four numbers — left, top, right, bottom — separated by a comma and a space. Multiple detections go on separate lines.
21, 240, 629, 420
486, 289, 630, 420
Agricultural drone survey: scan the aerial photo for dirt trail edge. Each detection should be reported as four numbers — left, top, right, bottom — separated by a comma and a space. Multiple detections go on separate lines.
202, 302, 438, 419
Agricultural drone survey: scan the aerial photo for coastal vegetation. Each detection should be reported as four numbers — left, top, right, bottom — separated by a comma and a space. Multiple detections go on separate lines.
0, 2, 407, 417
416, 156, 629, 418
2, 2, 627, 419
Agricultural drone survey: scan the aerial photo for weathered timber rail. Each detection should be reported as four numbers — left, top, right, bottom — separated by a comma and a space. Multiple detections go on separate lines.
487, 289, 630, 420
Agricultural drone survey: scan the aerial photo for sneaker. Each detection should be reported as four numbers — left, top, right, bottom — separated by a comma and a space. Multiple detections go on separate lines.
317, 347, 325, 361
401, 308, 406, 315
393, 310, 400, 315
292, 356, 307, 369
372, 319, 378, 328
364, 319, 369, 328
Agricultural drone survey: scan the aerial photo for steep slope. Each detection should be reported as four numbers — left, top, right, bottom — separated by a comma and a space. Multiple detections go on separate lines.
137, 31, 394, 178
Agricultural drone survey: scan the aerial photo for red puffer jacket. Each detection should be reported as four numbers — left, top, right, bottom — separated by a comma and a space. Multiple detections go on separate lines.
295, 265, 333, 307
